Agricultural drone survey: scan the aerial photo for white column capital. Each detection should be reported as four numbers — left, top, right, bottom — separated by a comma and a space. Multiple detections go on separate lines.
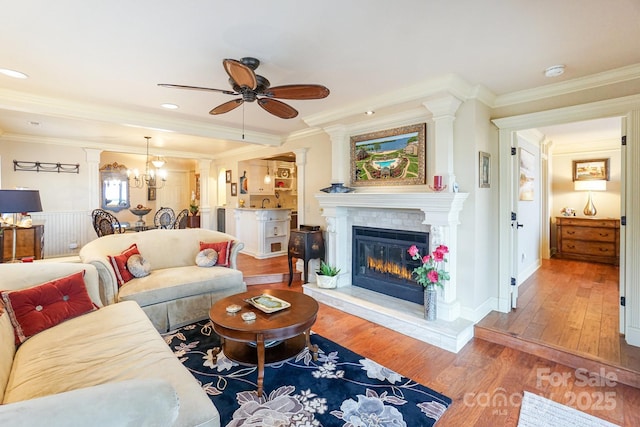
422, 94, 462, 118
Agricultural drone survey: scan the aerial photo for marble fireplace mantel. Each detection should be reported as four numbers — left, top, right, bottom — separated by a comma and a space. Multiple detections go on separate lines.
303, 190, 473, 352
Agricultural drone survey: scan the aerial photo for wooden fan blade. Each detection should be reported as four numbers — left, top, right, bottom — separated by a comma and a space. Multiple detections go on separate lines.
209, 99, 243, 115
158, 83, 236, 95
265, 84, 330, 100
223, 59, 257, 90
257, 98, 298, 119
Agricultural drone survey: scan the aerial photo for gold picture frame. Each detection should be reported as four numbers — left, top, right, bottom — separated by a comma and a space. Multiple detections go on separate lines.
572, 158, 610, 181
350, 123, 426, 187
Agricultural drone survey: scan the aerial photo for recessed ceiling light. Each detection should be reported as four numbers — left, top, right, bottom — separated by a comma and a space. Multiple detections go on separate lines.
0, 68, 28, 79
365, 110, 375, 115
161, 103, 179, 110
544, 65, 565, 78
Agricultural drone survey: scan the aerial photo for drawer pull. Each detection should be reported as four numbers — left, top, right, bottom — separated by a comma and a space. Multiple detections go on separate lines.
599, 233, 609, 237
599, 248, 609, 252
567, 231, 576, 235
567, 245, 575, 249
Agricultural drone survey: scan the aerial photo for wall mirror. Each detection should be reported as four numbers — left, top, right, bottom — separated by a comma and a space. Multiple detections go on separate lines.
100, 162, 130, 212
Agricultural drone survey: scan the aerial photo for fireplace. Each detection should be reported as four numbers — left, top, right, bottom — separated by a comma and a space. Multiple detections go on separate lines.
352, 226, 428, 304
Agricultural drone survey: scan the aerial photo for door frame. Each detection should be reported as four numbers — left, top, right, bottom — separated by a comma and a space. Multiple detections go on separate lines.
493, 94, 640, 346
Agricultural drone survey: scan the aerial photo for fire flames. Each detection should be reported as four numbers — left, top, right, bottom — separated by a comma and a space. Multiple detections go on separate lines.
367, 256, 413, 281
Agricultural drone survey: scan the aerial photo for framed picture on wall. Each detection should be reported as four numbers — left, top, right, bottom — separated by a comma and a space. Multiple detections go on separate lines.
230, 182, 237, 196
350, 123, 426, 187
225, 170, 232, 183
147, 187, 156, 201
519, 148, 535, 201
573, 158, 610, 181
479, 151, 490, 188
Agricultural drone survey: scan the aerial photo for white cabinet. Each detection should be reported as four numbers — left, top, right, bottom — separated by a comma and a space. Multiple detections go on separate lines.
248, 165, 274, 195
234, 208, 291, 259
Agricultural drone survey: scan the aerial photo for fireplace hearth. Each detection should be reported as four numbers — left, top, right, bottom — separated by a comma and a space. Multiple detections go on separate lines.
352, 226, 428, 304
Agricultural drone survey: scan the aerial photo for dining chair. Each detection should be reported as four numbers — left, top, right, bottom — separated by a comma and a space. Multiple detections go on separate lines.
91, 209, 125, 237
154, 207, 176, 229
173, 209, 189, 229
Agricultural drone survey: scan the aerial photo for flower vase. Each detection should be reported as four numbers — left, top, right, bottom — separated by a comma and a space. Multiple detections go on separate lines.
424, 284, 437, 321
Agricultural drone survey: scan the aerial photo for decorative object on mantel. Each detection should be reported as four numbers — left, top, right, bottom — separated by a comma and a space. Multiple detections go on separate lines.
560, 207, 576, 217
13, 160, 79, 174
408, 243, 450, 321
316, 260, 340, 288
319, 183, 354, 193
428, 175, 447, 192
350, 123, 426, 187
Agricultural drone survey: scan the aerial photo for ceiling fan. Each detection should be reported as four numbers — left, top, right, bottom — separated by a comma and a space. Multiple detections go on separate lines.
158, 57, 330, 119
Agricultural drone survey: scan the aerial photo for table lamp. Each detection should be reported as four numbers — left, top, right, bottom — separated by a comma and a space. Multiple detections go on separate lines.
0, 189, 43, 262
574, 180, 606, 216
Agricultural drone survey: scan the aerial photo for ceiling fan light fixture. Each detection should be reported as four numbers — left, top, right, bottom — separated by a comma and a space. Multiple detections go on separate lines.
544, 64, 565, 78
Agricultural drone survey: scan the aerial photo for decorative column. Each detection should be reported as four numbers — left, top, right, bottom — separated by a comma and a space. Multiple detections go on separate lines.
84, 148, 102, 210
422, 94, 462, 191
198, 159, 212, 229
323, 125, 349, 185
321, 205, 351, 287
294, 147, 308, 226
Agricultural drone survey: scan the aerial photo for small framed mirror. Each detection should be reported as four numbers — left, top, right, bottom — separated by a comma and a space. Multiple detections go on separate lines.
100, 162, 130, 212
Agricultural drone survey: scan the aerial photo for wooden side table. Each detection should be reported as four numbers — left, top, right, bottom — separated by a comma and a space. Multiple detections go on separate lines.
209, 290, 319, 397
287, 229, 325, 286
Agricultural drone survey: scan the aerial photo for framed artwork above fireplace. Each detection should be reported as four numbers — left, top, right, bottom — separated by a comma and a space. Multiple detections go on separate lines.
350, 123, 426, 187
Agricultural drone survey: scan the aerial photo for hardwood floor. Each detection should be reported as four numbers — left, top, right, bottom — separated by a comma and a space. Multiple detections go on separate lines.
236, 254, 640, 426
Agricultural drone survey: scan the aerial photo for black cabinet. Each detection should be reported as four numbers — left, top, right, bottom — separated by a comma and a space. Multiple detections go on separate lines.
288, 230, 325, 286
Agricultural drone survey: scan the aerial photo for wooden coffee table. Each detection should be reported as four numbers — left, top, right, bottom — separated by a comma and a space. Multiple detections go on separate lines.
209, 289, 319, 396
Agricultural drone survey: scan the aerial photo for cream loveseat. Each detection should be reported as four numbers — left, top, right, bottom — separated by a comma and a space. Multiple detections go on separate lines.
0, 262, 220, 427
79, 228, 246, 332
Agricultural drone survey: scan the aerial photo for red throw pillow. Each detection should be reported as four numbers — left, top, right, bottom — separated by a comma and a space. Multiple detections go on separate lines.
108, 243, 141, 287
199, 240, 233, 267
1, 270, 97, 344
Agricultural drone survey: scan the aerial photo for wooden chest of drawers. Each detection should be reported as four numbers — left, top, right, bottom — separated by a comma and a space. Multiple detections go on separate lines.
1, 224, 45, 262
555, 217, 619, 265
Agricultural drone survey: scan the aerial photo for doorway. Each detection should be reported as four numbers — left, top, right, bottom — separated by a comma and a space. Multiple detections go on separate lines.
493, 97, 640, 356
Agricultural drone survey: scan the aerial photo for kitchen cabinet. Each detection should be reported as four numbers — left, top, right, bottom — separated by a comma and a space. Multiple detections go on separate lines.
555, 217, 619, 265
235, 208, 291, 259
248, 164, 274, 195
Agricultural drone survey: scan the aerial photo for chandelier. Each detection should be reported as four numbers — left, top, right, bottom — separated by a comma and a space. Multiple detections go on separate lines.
128, 136, 167, 189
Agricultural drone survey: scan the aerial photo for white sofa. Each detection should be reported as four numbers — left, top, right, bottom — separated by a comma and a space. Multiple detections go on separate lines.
79, 228, 246, 332
0, 262, 220, 427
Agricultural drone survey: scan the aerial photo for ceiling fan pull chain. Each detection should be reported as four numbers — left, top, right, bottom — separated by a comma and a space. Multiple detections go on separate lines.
242, 102, 245, 140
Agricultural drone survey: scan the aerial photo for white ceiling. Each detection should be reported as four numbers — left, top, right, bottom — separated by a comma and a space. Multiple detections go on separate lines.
0, 0, 638, 158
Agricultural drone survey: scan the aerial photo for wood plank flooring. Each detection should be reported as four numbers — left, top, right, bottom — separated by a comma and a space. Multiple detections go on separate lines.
236, 254, 640, 426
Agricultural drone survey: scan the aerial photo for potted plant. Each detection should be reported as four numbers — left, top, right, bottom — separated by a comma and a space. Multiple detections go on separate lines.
316, 261, 340, 289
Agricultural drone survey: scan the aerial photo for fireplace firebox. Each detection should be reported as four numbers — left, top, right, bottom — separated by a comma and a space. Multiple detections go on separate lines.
352, 226, 428, 304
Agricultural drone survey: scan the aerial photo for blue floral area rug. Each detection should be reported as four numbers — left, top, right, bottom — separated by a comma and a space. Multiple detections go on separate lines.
163, 320, 452, 426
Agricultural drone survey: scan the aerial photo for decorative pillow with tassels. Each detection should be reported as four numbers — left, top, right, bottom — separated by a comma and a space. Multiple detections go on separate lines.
1, 270, 97, 344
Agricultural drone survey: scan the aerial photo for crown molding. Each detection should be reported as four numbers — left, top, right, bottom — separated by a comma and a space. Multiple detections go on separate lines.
0, 88, 283, 146
303, 73, 493, 129
493, 63, 640, 108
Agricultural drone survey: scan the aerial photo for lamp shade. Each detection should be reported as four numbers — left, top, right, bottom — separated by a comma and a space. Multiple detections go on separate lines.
574, 180, 607, 192
0, 190, 43, 214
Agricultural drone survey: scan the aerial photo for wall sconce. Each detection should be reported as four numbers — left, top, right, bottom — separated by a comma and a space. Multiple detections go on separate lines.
574, 180, 607, 216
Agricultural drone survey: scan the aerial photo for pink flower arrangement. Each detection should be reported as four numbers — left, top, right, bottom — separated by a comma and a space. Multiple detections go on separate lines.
407, 244, 450, 289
